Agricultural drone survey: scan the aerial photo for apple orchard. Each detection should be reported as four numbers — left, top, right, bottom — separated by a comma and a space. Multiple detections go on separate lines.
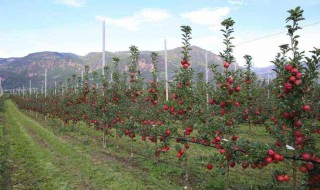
12, 6, 319, 190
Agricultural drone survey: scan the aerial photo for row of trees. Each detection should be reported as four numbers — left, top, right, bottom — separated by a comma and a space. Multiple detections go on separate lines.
12, 7, 319, 189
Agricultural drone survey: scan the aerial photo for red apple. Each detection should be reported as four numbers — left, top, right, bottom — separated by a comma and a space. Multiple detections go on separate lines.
276, 175, 284, 182
220, 101, 227, 108
299, 165, 308, 173
165, 129, 171, 136
283, 112, 291, 119
232, 135, 238, 141
295, 130, 303, 137
302, 105, 310, 112
242, 161, 249, 169
264, 156, 273, 164
224, 61, 230, 68
294, 120, 302, 127
274, 153, 281, 161
215, 136, 222, 142
229, 161, 235, 168
289, 76, 296, 83
227, 77, 234, 84
207, 163, 213, 170
291, 67, 299, 75
284, 82, 293, 90
283, 175, 290, 182
301, 152, 311, 161
285, 64, 293, 71
268, 149, 275, 156
295, 72, 302, 79
294, 80, 302, 85
306, 162, 314, 171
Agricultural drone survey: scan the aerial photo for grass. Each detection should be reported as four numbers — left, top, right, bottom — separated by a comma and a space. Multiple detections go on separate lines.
3, 100, 73, 189
1, 100, 183, 190
0, 113, 10, 189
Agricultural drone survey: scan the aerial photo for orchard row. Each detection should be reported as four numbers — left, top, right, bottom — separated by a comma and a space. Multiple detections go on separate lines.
12, 6, 319, 189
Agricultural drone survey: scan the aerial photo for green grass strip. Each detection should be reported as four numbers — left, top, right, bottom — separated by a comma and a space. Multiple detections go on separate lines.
5, 100, 182, 190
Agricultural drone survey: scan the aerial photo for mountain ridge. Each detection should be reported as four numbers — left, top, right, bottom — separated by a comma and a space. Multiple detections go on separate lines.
0, 46, 271, 89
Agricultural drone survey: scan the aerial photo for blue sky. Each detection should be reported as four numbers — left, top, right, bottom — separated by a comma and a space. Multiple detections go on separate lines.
0, 0, 319, 67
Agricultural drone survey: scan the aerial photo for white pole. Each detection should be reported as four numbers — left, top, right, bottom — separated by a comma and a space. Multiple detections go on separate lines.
164, 39, 168, 101
44, 68, 47, 120
235, 63, 237, 71
267, 74, 270, 98
45, 68, 47, 97
205, 51, 209, 104
252, 62, 254, 72
81, 70, 84, 82
102, 21, 106, 148
102, 20, 105, 76
55, 81, 57, 95
0, 78, 3, 97
111, 73, 113, 83
35, 88, 38, 116
23, 85, 25, 98
29, 80, 31, 96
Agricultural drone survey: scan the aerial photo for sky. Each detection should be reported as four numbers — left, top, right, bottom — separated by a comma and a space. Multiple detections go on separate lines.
0, 0, 319, 67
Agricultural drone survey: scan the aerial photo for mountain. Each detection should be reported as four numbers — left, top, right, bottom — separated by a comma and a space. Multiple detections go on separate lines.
252, 65, 276, 80
0, 46, 241, 89
0, 52, 85, 89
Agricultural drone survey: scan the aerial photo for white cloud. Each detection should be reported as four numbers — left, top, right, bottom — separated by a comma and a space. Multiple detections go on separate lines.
0, 24, 99, 58
139, 9, 171, 22
96, 16, 140, 31
208, 25, 221, 32
194, 35, 221, 49
180, 7, 230, 31
231, 25, 320, 67
53, 0, 86, 7
228, 0, 245, 5
96, 8, 171, 31
163, 37, 181, 50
